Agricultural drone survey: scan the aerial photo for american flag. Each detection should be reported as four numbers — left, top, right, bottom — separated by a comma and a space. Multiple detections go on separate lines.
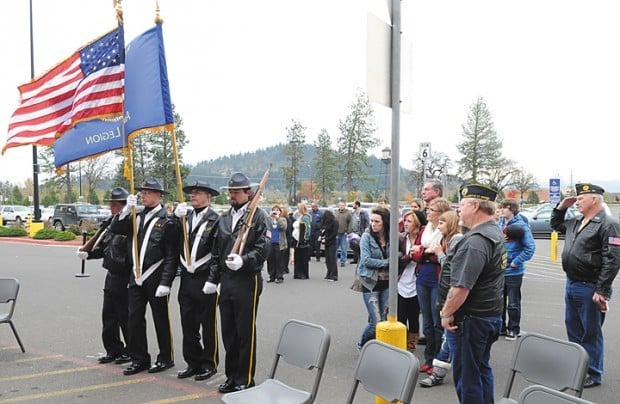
3, 27, 125, 154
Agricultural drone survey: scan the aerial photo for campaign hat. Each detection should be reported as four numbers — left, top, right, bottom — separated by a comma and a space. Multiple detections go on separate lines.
182, 180, 220, 196
221, 172, 258, 190
137, 178, 168, 195
459, 182, 498, 202
104, 187, 130, 202
575, 183, 605, 196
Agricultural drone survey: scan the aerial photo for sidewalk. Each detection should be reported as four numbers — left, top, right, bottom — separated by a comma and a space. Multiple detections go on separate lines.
0, 236, 82, 247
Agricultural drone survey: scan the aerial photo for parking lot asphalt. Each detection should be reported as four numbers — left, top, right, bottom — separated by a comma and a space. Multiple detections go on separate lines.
1, 238, 619, 403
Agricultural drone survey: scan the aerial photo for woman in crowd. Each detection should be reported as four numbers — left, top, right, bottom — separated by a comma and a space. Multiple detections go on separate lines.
420, 210, 465, 387
398, 210, 427, 353
320, 209, 339, 281
357, 205, 391, 350
413, 197, 451, 374
266, 204, 288, 284
291, 203, 312, 279
281, 205, 294, 274
410, 198, 424, 212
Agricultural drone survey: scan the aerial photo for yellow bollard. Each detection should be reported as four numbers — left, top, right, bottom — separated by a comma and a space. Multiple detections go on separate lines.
0, 214, 3, 227
375, 315, 407, 404
29, 222, 44, 238
550, 231, 558, 262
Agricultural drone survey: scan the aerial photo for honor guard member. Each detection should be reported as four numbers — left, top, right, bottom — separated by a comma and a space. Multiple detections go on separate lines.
205, 172, 270, 393
174, 180, 221, 381
112, 178, 180, 376
551, 183, 620, 388
77, 187, 132, 365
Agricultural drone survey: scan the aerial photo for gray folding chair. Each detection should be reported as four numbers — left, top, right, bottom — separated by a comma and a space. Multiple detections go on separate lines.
518, 385, 595, 404
497, 332, 589, 403
222, 319, 330, 404
0, 278, 25, 352
346, 340, 420, 404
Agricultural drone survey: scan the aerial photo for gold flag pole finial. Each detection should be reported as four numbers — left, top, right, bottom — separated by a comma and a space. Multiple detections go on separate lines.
154, 0, 163, 24
114, 0, 123, 24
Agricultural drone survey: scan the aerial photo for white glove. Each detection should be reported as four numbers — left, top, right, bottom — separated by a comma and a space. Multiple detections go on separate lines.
202, 281, 218, 294
155, 285, 170, 297
127, 194, 138, 208
174, 202, 188, 218
76, 247, 88, 260
225, 254, 243, 271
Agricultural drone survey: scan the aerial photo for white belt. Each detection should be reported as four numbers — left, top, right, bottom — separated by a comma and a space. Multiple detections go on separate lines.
180, 220, 212, 273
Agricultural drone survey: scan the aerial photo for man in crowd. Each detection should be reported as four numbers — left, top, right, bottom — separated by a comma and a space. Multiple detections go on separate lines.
350, 201, 369, 264
551, 183, 620, 388
205, 172, 270, 393
112, 178, 179, 376
440, 183, 505, 403
77, 187, 132, 365
498, 198, 535, 340
421, 179, 444, 209
335, 201, 352, 267
309, 202, 323, 261
174, 180, 221, 381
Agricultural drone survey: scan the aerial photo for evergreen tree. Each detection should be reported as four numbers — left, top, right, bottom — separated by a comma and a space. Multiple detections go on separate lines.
313, 129, 338, 204
337, 90, 379, 194
456, 97, 503, 183
281, 119, 306, 204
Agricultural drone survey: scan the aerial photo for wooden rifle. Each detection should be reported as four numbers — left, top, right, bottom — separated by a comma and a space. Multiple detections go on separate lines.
80, 219, 111, 253
230, 166, 271, 256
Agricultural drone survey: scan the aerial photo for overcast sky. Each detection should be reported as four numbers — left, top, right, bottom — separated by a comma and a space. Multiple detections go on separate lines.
2, 0, 620, 192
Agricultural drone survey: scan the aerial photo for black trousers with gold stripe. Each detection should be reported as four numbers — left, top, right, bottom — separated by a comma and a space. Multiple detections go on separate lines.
218, 271, 262, 386
178, 272, 218, 371
127, 274, 173, 366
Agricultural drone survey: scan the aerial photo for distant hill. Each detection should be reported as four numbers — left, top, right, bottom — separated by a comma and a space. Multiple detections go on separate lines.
188, 144, 405, 194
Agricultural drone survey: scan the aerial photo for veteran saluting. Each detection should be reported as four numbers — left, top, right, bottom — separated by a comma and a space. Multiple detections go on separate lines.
174, 180, 221, 381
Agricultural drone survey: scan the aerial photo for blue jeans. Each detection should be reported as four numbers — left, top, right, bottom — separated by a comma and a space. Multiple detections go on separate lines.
436, 328, 456, 363
358, 288, 389, 349
565, 279, 606, 383
502, 275, 523, 334
452, 314, 501, 404
417, 283, 441, 365
336, 234, 348, 264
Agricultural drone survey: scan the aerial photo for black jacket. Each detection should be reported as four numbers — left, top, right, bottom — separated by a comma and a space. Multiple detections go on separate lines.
207, 205, 270, 283
89, 214, 130, 290
551, 207, 620, 297
111, 205, 179, 287
178, 207, 220, 276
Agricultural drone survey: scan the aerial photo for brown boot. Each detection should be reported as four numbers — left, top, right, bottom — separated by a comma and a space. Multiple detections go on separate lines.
407, 332, 419, 353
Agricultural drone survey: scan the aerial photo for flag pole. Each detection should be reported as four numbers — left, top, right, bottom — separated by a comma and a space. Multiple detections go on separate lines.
115, 0, 140, 279
154, 1, 191, 265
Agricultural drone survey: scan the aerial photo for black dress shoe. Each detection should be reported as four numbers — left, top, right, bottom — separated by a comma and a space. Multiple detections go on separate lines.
114, 354, 131, 364
194, 368, 217, 381
266, 278, 275, 283
218, 379, 237, 393
177, 366, 201, 379
98, 354, 115, 364
233, 381, 255, 392
123, 363, 149, 375
584, 375, 601, 388
148, 361, 174, 373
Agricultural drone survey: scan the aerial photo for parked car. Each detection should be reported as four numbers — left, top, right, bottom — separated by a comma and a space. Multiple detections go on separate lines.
51, 203, 109, 231
0, 205, 32, 225
41, 206, 55, 222
523, 203, 581, 238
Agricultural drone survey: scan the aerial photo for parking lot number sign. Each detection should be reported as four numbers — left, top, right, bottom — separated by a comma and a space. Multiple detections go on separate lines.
419, 142, 431, 160
549, 178, 561, 204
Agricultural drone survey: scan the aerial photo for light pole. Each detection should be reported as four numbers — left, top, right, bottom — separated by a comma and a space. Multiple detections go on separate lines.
381, 147, 391, 199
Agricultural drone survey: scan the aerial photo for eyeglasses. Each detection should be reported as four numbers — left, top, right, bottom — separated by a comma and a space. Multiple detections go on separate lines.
427, 207, 439, 212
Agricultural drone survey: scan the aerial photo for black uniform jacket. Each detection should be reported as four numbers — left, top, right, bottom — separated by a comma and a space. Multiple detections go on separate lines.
207, 205, 270, 283
111, 206, 179, 288
179, 207, 220, 275
89, 214, 130, 290
551, 206, 620, 297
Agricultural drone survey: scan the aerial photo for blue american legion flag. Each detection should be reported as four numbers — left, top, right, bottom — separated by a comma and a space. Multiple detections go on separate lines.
3, 28, 125, 153
53, 22, 174, 168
